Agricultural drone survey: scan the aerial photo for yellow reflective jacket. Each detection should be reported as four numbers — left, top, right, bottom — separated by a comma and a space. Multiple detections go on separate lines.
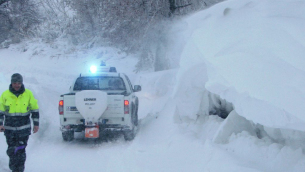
0, 89, 39, 114
0, 88, 39, 136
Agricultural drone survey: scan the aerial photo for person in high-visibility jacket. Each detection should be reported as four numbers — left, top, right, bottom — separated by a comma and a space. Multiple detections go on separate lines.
0, 73, 39, 172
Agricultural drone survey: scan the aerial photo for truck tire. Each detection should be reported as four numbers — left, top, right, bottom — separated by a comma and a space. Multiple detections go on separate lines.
123, 128, 135, 141
62, 131, 74, 141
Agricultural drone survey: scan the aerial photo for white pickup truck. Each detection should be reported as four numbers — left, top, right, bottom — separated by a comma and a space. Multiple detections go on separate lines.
58, 66, 141, 141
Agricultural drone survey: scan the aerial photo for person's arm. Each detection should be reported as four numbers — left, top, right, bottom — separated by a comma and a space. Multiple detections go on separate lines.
32, 111, 39, 133
0, 112, 3, 131
0, 93, 5, 132
29, 90, 39, 133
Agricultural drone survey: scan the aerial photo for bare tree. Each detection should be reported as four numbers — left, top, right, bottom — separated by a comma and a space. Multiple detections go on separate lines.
0, 0, 223, 70
36, 0, 75, 43
63, 0, 222, 71
0, 0, 9, 6
0, 0, 40, 47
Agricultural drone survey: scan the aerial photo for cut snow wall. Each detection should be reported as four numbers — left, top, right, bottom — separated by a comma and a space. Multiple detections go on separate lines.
171, 54, 305, 149
168, 0, 305, 150
262, 126, 305, 150
172, 61, 234, 122
213, 110, 256, 144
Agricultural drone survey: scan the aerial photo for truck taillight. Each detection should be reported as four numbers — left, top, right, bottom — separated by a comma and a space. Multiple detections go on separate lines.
124, 100, 129, 114
59, 100, 64, 115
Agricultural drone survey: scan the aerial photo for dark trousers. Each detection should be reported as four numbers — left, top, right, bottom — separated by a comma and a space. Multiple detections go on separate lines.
5, 135, 29, 172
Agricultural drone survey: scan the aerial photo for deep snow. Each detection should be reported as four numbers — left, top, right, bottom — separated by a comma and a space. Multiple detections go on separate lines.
1, 0, 305, 171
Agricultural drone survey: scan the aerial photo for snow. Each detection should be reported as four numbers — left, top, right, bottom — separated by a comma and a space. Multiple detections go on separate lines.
1, 0, 305, 171
173, 0, 305, 130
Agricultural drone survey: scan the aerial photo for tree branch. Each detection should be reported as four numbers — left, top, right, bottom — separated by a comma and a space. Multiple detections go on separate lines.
0, 0, 10, 6
175, 3, 192, 10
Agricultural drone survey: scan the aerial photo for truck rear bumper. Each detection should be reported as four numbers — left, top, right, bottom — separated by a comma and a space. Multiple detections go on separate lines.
60, 124, 132, 132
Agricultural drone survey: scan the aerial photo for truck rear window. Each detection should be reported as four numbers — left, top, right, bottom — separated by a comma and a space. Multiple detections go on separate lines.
73, 77, 126, 91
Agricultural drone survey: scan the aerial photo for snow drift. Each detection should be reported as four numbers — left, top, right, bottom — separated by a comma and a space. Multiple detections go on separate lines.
170, 0, 305, 148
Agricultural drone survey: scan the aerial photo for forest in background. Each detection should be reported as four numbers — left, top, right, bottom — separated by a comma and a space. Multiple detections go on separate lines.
0, 0, 222, 71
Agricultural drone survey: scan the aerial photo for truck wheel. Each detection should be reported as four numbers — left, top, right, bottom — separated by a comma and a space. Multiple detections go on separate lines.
62, 131, 74, 141
123, 128, 135, 141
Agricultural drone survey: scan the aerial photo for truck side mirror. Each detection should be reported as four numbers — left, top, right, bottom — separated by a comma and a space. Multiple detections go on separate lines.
133, 85, 141, 92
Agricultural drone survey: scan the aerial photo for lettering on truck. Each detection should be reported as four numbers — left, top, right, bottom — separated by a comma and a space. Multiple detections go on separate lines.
84, 98, 96, 101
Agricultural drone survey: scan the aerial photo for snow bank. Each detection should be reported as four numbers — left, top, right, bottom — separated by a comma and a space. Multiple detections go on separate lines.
171, 0, 305, 135
213, 110, 256, 144
134, 69, 177, 119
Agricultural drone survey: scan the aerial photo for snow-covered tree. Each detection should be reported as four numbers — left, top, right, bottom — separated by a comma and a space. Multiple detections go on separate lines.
0, 0, 223, 71
0, 0, 40, 47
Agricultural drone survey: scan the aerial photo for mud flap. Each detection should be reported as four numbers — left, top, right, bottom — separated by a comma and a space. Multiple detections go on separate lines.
85, 127, 99, 138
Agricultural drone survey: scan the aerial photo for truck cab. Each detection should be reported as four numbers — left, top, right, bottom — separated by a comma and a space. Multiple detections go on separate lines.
58, 65, 141, 141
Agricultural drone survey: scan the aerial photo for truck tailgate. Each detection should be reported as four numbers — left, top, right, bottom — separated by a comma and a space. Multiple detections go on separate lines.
102, 95, 124, 117
63, 94, 125, 118
63, 95, 82, 118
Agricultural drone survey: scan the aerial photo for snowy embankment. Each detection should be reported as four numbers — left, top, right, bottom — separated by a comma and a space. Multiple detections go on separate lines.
168, 0, 305, 170
170, 0, 305, 144
0, 0, 305, 171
